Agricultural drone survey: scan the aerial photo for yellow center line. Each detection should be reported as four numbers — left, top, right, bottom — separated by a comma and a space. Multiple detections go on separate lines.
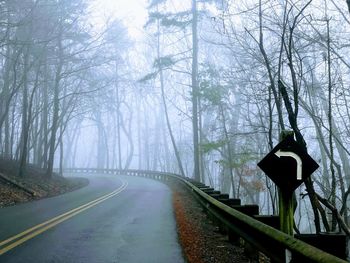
0, 186, 121, 247
0, 180, 128, 255
0, 181, 126, 247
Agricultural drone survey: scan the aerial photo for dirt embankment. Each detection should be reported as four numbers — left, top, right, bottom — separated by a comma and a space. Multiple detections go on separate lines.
0, 158, 88, 208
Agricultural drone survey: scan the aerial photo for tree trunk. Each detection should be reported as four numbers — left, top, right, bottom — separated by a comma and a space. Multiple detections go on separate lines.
18, 50, 30, 177
40, 61, 49, 169
192, 0, 201, 181
115, 61, 123, 170
120, 105, 133, 170
46, 27, 63, 178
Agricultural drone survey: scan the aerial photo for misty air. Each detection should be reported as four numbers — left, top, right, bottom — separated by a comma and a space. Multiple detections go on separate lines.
0, 1, 349, 262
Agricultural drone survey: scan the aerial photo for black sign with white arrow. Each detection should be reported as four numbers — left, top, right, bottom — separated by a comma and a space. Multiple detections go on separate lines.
257, 136, 319, 193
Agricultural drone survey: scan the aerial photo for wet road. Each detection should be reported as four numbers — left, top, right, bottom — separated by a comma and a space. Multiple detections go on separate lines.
0, 174, 184, 263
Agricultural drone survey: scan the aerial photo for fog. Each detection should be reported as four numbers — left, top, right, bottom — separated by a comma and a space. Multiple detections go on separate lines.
1, 0, 350, 235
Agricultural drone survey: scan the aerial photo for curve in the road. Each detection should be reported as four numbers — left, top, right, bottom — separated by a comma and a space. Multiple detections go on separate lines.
0, 174, 185, 263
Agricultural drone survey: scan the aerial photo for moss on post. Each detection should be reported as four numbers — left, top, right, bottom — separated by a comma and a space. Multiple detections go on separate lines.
279, 130, 295, 236
279, 190, 294, 235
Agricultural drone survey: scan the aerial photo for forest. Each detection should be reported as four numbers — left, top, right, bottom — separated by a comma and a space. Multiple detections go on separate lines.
0, 0, 350, 236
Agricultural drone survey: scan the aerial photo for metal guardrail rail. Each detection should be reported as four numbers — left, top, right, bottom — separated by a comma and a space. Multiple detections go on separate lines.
62, 168, 348, 263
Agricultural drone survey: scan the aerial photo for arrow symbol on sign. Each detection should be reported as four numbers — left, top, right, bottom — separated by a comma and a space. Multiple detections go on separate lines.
275, 150, 303, 180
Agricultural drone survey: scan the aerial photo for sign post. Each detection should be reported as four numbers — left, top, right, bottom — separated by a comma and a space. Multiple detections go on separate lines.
278, 177, 295, 235
278, 131, 295, 235
257, 131, 319, 236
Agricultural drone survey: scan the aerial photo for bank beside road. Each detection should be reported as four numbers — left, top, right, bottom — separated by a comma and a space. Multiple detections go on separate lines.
0, 157, 88, 208
0, 179, 128, 256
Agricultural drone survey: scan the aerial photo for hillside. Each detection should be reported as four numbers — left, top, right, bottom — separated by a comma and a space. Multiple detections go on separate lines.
0, 157, 88, 207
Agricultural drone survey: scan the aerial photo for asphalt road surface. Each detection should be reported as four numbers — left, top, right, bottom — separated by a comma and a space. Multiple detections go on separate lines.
0, 174, 185, 263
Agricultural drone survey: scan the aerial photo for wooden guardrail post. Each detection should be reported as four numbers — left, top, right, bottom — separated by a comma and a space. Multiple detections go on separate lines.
295, 233, 348, 260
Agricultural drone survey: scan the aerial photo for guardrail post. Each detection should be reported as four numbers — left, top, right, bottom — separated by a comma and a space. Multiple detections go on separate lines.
210, 193, 230, 234
253, 215, 280, 230
220, 198, 241, 206
229, 205, 259, 217
226, 203, 261, 260
294, 233, 348, 261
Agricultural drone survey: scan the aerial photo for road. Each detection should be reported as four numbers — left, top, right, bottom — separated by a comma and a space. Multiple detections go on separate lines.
0, 174, 185, 263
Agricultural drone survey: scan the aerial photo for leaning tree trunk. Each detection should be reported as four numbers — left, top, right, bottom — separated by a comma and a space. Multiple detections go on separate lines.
46, 27, 63, 178
155, 10, 186, 177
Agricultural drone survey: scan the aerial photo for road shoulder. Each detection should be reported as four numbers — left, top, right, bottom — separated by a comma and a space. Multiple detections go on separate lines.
171, 181, 250, 263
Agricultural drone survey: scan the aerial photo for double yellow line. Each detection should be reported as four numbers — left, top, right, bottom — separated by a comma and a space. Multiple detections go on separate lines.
0, 180, 128, 255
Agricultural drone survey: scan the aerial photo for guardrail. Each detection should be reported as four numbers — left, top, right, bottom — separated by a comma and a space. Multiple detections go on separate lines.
62, 168, 348, 263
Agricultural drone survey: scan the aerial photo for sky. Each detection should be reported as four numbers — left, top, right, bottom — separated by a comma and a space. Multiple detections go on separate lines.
90, 0, 149, 39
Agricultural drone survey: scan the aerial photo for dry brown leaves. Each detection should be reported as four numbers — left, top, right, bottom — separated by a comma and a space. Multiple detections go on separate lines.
171, 182, 250, 263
